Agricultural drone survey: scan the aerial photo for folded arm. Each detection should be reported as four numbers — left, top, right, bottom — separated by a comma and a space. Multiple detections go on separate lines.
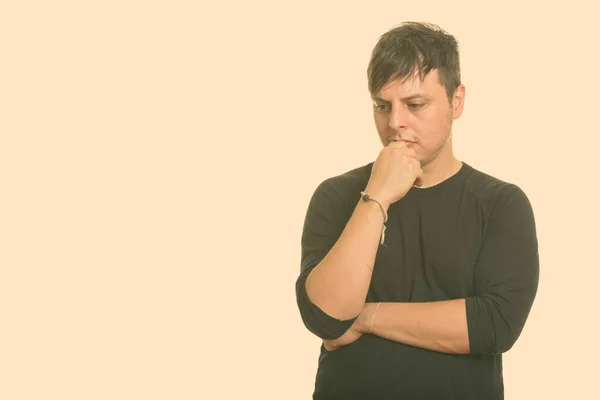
358, 300, 469, 353
296, 178, 387, 339
324, 185, 540, 355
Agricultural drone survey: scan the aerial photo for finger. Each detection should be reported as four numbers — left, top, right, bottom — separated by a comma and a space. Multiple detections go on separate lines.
409, 157, 422, 172
389, 142, 417, 157
387, 140, 407, 148
404, 148, 418, 158
323, 341, 338, 351
411, 160, 423, 187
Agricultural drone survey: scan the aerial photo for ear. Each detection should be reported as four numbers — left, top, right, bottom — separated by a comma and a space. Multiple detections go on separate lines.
451, 84, 466, 119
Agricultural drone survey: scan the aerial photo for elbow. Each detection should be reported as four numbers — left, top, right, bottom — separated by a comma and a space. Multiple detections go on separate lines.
468, 320, 524, 355
465, 296, 527, 355
297, 304, 357, 340
296, 276, 358, 340
470, 335, 517, 355
299, 314, 355, 341
491, 327, 522, 354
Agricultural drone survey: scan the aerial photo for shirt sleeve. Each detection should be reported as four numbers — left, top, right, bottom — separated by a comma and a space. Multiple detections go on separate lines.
465, 184, 540, 355
295, 178, 358, 340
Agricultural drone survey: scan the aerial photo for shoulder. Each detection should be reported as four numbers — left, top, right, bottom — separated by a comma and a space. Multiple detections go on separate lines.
464, 164, 532, 209
306, 162, 373, 214
312, 162, 372, 200
463, 163, 536, 228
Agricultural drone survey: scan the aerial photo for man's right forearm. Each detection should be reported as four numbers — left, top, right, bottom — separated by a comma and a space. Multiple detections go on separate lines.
305, 198, 388, 320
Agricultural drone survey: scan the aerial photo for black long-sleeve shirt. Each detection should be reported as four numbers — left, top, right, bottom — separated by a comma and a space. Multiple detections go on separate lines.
295, 161, 539, 399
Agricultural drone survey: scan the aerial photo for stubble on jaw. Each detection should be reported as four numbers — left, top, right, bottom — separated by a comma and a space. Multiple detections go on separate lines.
421, 114, 455, 168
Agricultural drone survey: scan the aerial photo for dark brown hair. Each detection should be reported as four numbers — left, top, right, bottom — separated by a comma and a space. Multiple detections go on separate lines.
367, 22, 461, 101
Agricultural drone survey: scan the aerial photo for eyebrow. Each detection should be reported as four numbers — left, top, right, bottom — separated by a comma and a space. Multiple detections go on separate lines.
372, 94, 428, 102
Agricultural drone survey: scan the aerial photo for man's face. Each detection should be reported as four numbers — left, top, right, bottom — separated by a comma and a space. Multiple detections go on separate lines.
371, 69, 465, 166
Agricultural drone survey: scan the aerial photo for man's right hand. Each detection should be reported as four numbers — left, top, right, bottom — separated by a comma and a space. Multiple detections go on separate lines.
322, 326, 363, 351
363, 141, 424, 208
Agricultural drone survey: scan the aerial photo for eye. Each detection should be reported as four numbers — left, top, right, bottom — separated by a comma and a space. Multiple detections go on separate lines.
408, 103, 425, 109
374, 103, 389, 111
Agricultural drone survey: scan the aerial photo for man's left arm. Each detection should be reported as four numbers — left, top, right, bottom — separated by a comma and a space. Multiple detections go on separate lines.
352, 299, 470, 353
336, 184, 540, 355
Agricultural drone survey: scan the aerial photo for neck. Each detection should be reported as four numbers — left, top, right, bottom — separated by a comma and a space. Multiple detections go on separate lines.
418, 138, 462, 188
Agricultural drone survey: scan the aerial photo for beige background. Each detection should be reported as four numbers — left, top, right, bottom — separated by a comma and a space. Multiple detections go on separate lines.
2, 1, 599, 399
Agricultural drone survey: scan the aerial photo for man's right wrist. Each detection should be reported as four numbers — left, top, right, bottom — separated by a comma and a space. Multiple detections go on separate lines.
358, 192, 389, 246
359, 191, 389, 220
360, 191, 389, 212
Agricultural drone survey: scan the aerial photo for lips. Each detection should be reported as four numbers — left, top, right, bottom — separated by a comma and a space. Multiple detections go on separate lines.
390, 139, 416, 144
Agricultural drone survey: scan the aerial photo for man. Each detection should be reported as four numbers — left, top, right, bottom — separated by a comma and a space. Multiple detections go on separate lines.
295, 22, 539, 399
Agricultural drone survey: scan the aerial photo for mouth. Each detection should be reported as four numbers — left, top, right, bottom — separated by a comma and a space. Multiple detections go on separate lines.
390, 139, 416, 145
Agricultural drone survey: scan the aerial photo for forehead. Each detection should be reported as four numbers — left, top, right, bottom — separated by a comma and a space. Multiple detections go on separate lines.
375, 69, 443, 99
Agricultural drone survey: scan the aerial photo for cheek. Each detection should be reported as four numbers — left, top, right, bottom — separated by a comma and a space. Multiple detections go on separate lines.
422, 110, 449, 134
373, 114, 391, 135
373, 113, 387, 127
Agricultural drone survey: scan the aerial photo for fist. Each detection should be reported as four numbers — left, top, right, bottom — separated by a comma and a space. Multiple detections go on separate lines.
364, 141, 423, 208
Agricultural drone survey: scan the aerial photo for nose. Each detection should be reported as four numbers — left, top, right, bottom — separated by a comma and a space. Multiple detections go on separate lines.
388, 105, 409, 132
